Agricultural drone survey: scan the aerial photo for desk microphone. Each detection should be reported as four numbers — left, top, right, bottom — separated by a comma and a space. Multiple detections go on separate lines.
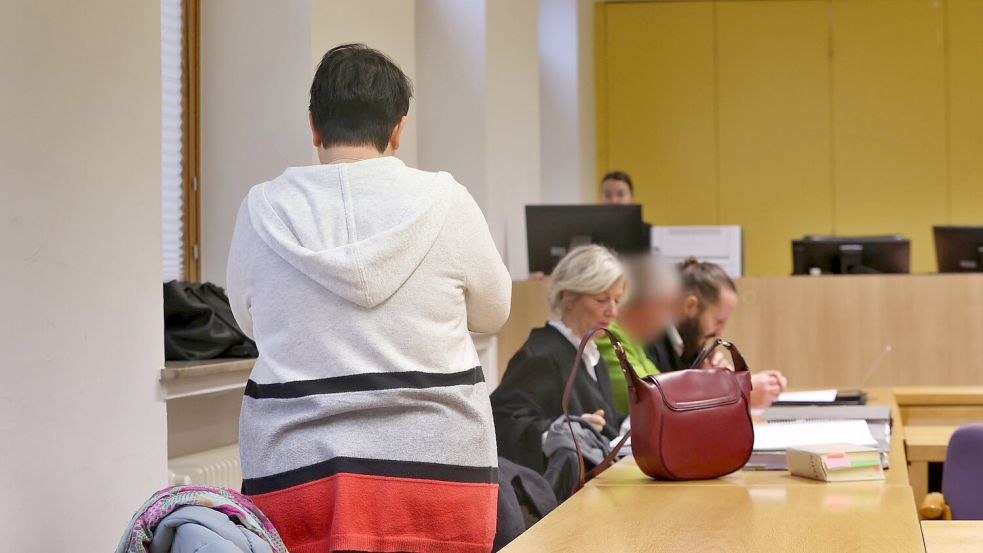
858, 344, 893, 388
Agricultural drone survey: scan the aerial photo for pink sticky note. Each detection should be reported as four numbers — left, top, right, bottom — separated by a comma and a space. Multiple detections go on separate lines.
824, 454, 851, 469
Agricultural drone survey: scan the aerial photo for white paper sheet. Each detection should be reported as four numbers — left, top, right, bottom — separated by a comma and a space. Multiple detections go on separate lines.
777, 389, 838, 403
752, 419, 877, 451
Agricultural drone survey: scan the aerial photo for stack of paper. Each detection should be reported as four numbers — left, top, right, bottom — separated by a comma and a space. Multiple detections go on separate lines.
760, 405, 892, 468
786, 443, 885, 482
776, 389, 838, 403
752, 419, 878, 451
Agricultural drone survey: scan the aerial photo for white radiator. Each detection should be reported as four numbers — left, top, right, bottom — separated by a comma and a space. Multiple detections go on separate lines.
168, 444, 242, 490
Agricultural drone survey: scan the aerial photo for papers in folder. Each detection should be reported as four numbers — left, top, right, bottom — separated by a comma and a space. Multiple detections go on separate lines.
752, 420, 878, 452
776, 389, 837, 403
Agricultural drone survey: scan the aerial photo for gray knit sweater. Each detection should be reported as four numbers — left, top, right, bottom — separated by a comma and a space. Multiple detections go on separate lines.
226, 156, 511, 553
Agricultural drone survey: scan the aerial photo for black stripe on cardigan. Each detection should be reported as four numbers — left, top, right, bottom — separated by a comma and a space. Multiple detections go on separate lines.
244, 366, 485, 399
242, 456, 498, 495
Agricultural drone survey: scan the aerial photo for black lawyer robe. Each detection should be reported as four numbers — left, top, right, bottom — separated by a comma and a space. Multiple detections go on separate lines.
646, 330, 687, 373
490, 324, 624, 474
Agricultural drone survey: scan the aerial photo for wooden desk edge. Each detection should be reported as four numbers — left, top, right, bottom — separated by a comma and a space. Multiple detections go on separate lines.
894, 387, 983, 406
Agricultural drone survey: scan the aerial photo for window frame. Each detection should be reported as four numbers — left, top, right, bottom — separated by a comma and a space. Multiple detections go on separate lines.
181, 0, 201, 281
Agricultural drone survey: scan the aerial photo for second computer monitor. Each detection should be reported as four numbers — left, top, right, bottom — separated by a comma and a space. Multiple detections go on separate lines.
792, 235, 910, 275
526, 204, 646, 274
934, 226, 983, 272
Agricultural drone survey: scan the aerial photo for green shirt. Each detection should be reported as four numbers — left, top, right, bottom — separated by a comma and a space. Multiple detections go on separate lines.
596, 321, 660, 414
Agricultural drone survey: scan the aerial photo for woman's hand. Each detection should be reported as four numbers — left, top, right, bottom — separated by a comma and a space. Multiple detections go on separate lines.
749, 370, 787, 408
580, 409, 607, 433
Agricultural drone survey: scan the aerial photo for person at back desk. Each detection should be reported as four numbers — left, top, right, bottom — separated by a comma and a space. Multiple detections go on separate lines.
645, 258, 788, 408
599, 170, 635, 205
598, 170, 651, 248
491, 245, 626, 478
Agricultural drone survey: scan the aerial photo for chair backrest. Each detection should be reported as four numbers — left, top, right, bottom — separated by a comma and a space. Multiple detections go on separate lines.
941, 423, 983, 520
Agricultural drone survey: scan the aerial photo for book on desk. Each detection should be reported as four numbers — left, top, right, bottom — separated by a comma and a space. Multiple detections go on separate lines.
746, 404, 892, 471
786, 443, 885, 482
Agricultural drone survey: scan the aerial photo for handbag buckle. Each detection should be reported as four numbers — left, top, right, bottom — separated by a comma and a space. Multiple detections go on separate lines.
614, 340, 626, 356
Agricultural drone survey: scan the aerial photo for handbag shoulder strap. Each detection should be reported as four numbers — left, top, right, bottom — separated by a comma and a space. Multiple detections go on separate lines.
688, 338, 749, 372
561, 326, 636, 491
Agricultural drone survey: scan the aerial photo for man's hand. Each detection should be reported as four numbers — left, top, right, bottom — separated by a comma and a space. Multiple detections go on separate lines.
749, 370, 787, 408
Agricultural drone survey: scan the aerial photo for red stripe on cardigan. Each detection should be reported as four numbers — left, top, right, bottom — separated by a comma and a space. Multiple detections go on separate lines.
249, 472, 498, 553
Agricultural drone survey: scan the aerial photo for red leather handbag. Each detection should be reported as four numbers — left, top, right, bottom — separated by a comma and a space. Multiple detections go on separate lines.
563, 328, 754, 485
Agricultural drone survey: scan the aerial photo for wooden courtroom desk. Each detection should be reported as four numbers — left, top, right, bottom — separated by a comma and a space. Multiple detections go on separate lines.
895, 387, 983, 426
921, 521, 983, 553
895, 387, 983, 504
594, 390, 911, 488
895, 387, 983, 406
502, 390, 926, 552
497, 274, 983, 388
905, 426, 956, 464
503, 484, 922, 553
904, 425, 956, 506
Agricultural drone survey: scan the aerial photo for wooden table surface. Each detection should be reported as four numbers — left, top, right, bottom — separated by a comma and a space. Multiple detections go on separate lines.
502, 389, 926, 552
921, 521, 983, 553
503, 483, 923, 552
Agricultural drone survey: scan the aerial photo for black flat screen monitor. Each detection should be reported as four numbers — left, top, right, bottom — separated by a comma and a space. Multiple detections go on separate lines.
934, 225, 983, 272
792, 235, 910, 275
526, 205, 646, 274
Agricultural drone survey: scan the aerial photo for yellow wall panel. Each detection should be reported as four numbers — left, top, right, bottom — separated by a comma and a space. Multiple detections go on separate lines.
717, 1, 832, 276
831, 0, 948, 273
597, 2, 717, 226
947, 0, 983, 225
596, 0, 971, 275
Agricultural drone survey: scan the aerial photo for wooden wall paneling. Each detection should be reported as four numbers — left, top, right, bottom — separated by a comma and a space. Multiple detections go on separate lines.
946, 0, 983, 225
597, 2, 718, 226
830, 0, 948, 273
716, 0, 832, 277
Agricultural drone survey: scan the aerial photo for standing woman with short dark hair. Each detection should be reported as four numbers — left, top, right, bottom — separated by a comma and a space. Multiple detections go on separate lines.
227, 44, 511, 553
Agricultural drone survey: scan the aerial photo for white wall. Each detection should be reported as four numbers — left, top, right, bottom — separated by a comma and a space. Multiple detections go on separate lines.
200, 0, 314, 285
199, 0, 593, 282
416, 0, 489, 206
487, 0, 542, 277
0, 1, 168, 550
539, 0, 597, 204
310, 0, 419, 167
575, 0, 598, 202
416, 0, 542, 278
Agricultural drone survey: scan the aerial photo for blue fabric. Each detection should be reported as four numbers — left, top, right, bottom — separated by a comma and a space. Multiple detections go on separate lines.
148, 506, 273, 553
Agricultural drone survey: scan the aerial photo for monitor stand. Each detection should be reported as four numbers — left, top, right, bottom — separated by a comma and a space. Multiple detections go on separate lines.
568, 235, 592, 251
838, 244, 864, 274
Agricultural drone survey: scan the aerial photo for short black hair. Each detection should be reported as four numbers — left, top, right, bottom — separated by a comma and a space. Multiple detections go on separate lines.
309, 44, 413, 152
601, 170, 633, 193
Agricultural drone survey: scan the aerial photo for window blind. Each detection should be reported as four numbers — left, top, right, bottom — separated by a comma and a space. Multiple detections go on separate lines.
161, 0, 184, 282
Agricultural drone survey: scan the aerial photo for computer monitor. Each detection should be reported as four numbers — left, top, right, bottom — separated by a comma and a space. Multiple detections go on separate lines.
791, 235, 910, 275
526, 205, 646, 274
934, 226, 983, 272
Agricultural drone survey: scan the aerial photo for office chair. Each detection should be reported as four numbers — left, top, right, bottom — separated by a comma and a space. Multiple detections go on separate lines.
919, 423, 983, 520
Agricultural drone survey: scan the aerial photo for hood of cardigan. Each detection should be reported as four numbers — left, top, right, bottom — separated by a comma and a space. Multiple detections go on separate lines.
246, 156, 452, 308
